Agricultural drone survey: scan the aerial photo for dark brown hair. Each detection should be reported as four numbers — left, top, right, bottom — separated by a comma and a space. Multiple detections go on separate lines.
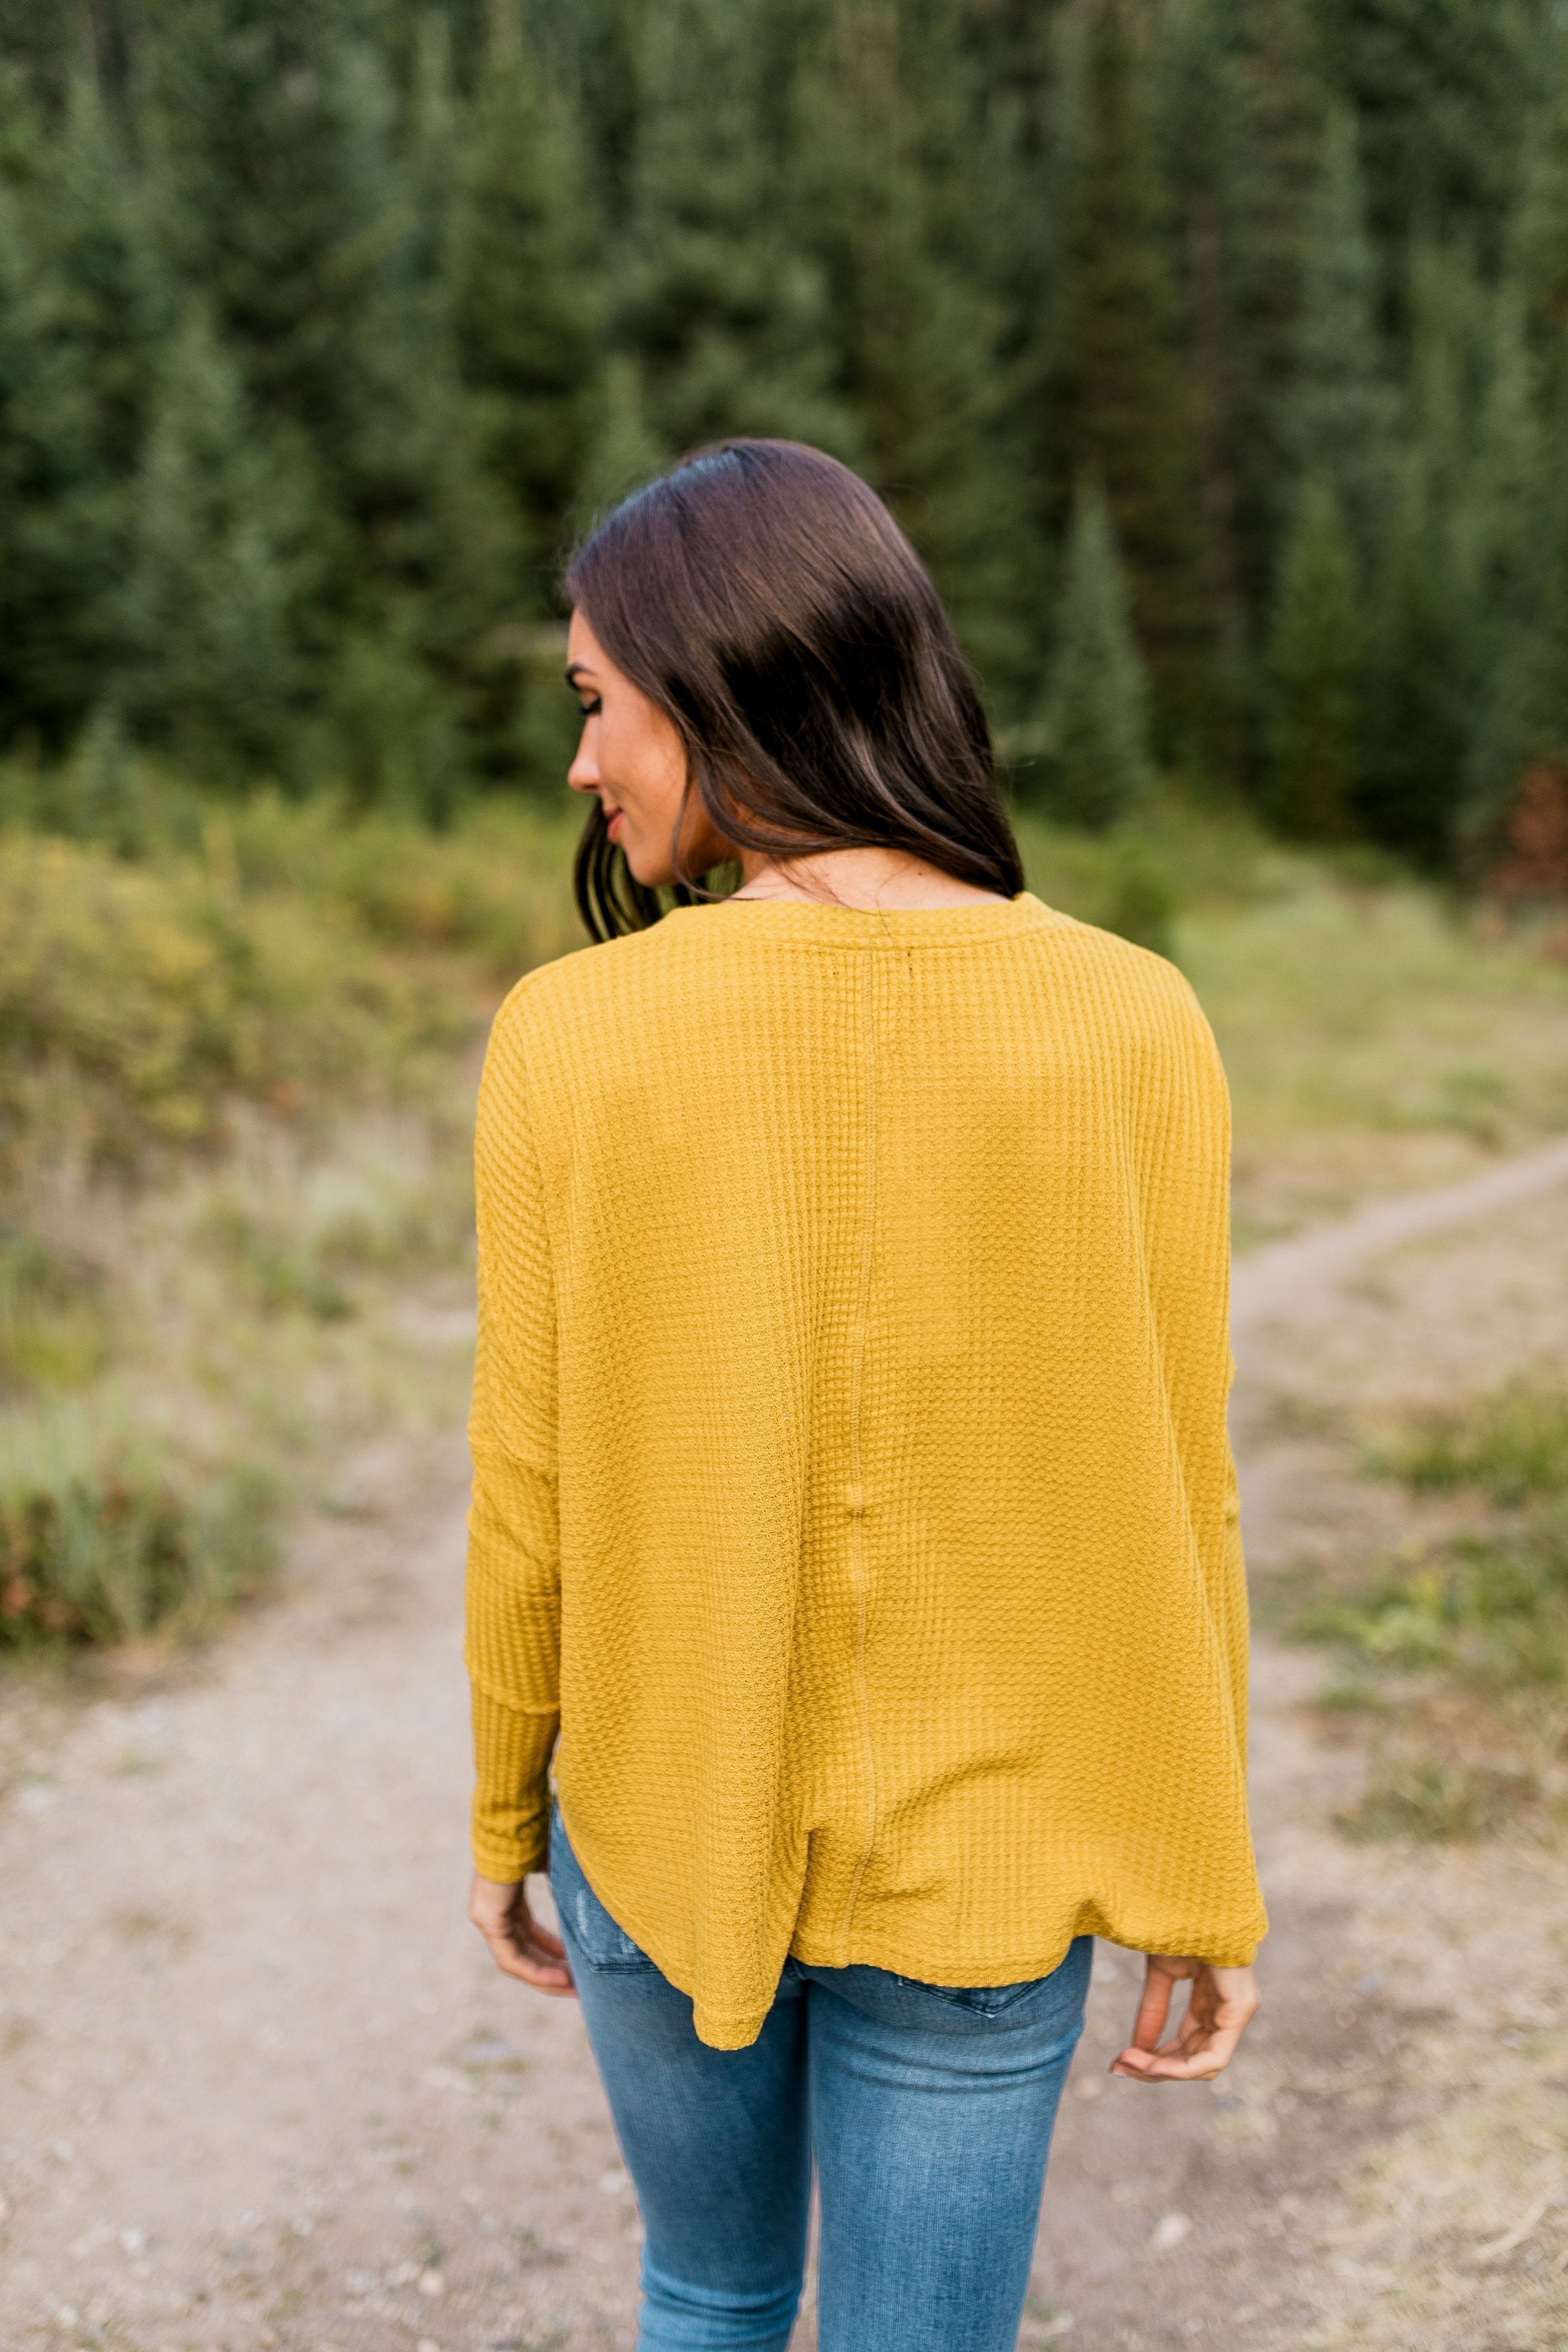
563, 439, 1024, 940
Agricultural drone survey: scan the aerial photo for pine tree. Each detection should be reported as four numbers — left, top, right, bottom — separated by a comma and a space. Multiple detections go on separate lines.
0, 169, 122, 748
1323, 0, 1551, 263
1356, 255, 1475, 868
0, 2, 77, 105
618, 0, 851, 458
1483, 44, 1568, 835
126, 306, 313, 779
793, 0, 1033, 702
1162, 0, 1249, 727
532, 0, 640, 221
454, 1, 599, 591
1224, 0, 1328, 616
144, 0, 404, 493
576, 351, 664, 515
1461, 284, 1568, 844
1516, 48, 1568, 408
0, 0, 1554, 857
42, 69, 168, 482
1159, 0, 1282, 785
148, 1, 514, 787
1041, 477, 1156, 831
1265, 478, 1360, 838
321, 597, 465, 821
1294, 104, 1393, 550
1047, 0, 1213, 754
367, 12, 516, 724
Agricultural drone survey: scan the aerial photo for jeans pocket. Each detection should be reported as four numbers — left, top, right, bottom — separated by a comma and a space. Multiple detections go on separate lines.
834, 1936, 1095, 2035
911, 1978, 1043, 2019
549, 1805, 661, 1976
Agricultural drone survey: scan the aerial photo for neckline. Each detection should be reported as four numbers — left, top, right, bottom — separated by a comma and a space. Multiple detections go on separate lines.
664, 890, 1058, 950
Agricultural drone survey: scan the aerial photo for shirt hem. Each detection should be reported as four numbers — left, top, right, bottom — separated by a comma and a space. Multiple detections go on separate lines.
787, 1914, 1267, 1985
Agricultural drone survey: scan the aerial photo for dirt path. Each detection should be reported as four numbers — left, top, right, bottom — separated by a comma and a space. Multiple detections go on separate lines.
4, 1149, 1568, 2352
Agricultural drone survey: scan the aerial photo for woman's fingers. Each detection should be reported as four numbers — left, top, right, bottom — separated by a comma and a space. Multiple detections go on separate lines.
1115, 2010, 1249, 2081
1110, 1959, 1258, 2082
489, 1927, 576, 1995
468, 1873, 578, 1997
1124, 1957, 1180, 2052
1107, 1952, 1186, 2072
482, 1917, 576, 1993
514, 1913, 576, 1991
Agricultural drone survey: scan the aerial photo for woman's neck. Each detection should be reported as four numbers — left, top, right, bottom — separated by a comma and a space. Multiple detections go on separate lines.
730, 846, 1010, 911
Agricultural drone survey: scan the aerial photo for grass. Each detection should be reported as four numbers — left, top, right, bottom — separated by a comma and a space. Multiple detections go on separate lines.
0, 1126, 480, 1652
0, 1411, 276, 1647
1188, 882, 1568, 1141
1300, 1516, 1568, 1694
1362, 1378, 1568, 1504
0, 1228, 112, 1391
1180, 876, 1568, 1245
1295, 1379, 1568, 1841
190, 1116, 477, 1321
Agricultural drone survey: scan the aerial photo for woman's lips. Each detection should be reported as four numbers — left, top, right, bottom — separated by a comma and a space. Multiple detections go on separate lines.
606, 808, 623, 841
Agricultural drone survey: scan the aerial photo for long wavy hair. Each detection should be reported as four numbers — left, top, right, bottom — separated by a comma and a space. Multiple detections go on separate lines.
563, 439, 1024, 942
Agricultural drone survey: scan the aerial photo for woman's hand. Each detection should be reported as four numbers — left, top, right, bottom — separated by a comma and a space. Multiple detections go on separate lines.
468, 1872, 577, 1997
1109, 1955, 1259, 2082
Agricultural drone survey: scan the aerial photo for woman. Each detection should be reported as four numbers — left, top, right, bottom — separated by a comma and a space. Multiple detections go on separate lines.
466, 440, 1265, 2352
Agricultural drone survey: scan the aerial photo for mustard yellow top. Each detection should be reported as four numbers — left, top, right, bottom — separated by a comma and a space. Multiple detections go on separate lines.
466, 892, 1266, 2050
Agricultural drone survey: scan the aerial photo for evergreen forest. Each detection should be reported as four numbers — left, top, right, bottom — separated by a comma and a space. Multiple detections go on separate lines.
1, 0, 1565, 868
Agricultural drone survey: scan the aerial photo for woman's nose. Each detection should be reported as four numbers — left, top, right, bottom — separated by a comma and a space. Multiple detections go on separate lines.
567, 720, 599, 794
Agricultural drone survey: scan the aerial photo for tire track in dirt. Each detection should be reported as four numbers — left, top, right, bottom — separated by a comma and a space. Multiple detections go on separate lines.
1229, 1134, 1568, 1336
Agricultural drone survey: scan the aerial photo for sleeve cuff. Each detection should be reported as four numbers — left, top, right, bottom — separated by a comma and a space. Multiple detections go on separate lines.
470, 1805, 551, 1883
469, 1682, 558, 1882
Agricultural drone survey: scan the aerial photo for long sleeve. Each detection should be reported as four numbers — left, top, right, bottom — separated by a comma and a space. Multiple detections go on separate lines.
465, 1001, 561, 1880
1133, 977, 1252, 1785
1218, 1439, 1249, 1763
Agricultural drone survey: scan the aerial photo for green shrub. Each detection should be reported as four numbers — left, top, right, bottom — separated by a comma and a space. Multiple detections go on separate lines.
199, 1202, 358, 1320
1336, 1752, 1539, 1844
0, 732, 208, 860
0, 1231, 111, 1392
1298, 1517, 1568, 1693
1365, 1379, 1568, 1505
1012, 797, 1292, 960
0, 755, 585, 973
0, 1416, 278, 1646
0, 830, 471, 1173
1097, 840, 1177, 958
0, 781, 579, 1648
218, 793, 583, 970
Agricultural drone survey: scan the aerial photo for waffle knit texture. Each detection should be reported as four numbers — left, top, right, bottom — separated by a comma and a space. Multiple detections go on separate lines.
466, 892, 1267, 2050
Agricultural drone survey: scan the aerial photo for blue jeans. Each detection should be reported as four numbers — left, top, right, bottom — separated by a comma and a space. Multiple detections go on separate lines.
550, 1807, 1090, 2352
